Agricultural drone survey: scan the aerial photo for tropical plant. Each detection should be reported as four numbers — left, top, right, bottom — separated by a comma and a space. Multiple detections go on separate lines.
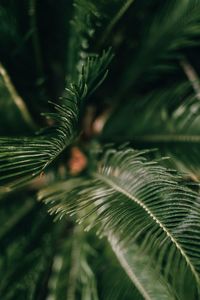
1, 0, 200, 299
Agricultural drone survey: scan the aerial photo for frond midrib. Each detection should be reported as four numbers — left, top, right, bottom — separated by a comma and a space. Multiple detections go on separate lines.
100, 0, 135, 45
111, 241, 154, 300
133, 134, 200, 143
94, 172, 200, 285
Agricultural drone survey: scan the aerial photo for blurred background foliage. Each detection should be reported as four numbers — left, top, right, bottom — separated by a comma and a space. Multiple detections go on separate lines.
1, 0, 200, 299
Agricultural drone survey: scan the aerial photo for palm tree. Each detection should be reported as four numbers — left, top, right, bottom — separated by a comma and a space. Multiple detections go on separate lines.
0, 1, 200, 299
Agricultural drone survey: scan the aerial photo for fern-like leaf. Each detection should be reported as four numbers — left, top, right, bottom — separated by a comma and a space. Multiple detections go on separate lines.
103, 80, 200, 179
0, 50, 113, 192
39, 147, 200, 299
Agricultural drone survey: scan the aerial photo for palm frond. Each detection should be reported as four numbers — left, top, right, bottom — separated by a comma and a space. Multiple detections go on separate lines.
95, 240, 144, 300
103, 79, 200, 179
0, 192, 98, 300
67, 226, 99, 300
108, 236, 173, 300
118, 0, 200, 96
0, 50, 113, 192
98, 0, 135, 46
67, 0, 124, 78
0, 193, 54, 300
39, 146, 200, 299
0, 95, 78, 192
0, 4, 21, 53
46, 224, 98, 300
67, 0, 103, 78
0, 63, 35, 134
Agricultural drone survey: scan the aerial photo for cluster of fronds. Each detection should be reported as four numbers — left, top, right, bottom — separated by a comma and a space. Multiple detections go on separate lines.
1, 1, 200, 299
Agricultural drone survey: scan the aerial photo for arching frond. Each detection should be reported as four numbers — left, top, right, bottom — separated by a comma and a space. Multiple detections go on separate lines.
103, 80, 200, 179
107, 235, 173, 300
118, 0, 200, 95
67, 0, 125, 78
67, 0, 106, 79
95, 240, 144, 300
39, 147, 200, 299
0, 50, 113, 192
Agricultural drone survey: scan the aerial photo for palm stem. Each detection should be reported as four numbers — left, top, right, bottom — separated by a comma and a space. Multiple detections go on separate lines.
66, 225, 82, 300
0, 63, 35, 129
180, 58, 200, 99
99, 0, 135, 45
29, 0, 45, 81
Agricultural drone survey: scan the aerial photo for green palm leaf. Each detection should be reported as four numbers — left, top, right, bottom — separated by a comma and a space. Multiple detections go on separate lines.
108, 235, 173, 300
0, 193, 55, 300
0, 50, 113, 192
46, 225, 98, 300
103, 80, 200, 179
118, 0, 200, 96
39, 146, 200, 299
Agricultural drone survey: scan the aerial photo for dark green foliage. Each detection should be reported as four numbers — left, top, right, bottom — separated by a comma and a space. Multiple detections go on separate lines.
1, 1, 200, 299
39, 147, 200, 299
0, 193, 55, 299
